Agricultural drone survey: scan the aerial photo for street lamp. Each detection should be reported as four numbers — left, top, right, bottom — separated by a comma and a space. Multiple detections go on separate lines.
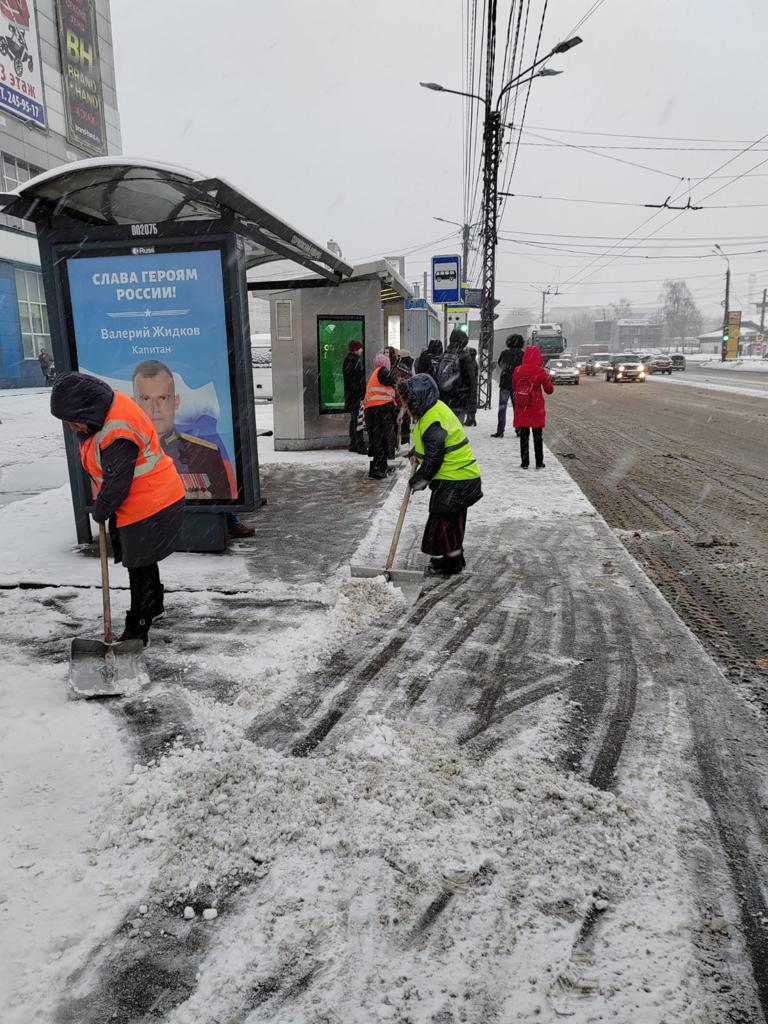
419, 33, 583, 408
714, 244, 731, 362
433, 216, 482, 276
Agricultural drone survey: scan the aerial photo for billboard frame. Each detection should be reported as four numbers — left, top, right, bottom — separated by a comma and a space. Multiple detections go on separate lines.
54, 0, 107, 156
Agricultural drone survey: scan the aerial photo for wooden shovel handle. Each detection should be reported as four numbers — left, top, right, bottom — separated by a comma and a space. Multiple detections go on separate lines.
99, 522, 112, 644
385, 459, 415, 573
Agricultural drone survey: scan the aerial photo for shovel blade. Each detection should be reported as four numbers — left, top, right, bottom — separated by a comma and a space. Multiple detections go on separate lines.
69, 637, 149, 699
349, 566, 426, 584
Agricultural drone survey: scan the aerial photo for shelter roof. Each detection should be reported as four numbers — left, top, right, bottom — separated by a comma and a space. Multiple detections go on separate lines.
0, 157, 353, 282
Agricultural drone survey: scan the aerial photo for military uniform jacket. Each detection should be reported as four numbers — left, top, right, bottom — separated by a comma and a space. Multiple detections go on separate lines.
160, 430, 232, 499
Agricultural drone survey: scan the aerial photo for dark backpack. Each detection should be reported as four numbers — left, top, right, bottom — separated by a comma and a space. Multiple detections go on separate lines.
436, 352, 462, 395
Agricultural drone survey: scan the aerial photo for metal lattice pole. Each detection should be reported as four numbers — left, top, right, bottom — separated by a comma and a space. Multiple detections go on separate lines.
478, 109, 501, 409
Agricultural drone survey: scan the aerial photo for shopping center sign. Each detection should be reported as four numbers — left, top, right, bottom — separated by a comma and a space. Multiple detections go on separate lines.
55, 0, 107, 155
0, 0, 46, 129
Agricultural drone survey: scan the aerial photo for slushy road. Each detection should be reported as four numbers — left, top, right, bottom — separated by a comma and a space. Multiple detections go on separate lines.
547, 369, 768, 716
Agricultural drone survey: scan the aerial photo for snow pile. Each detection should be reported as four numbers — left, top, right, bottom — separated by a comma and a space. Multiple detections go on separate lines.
92, 711, 702, 1023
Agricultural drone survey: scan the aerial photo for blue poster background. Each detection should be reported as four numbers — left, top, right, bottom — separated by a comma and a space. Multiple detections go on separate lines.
66, 248, 238, 496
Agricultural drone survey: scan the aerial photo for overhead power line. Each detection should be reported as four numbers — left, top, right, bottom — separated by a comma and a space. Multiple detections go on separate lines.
519, 124, 765, 144
503, 191, 768, 209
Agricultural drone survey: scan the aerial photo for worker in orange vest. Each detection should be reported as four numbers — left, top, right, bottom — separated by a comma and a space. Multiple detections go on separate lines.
51, 372, 186, 646
362, 352, 397, 479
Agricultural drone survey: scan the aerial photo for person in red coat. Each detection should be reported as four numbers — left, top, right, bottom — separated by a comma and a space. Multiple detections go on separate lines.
512, 345, 554, 469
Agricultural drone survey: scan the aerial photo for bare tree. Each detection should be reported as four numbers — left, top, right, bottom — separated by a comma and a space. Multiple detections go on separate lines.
660, 280, 703, 350
609, 297, 634, 319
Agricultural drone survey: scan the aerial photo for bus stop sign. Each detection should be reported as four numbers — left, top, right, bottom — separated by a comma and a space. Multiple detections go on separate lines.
432, 254, 461, 304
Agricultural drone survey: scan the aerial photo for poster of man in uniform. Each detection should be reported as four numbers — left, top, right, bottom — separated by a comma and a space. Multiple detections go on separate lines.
0, 0, 46, 129
55, 0, 106, 155
65, 247, 240, 502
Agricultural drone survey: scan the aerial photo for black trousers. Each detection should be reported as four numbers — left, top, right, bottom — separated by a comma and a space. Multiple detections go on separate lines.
519, 426, 544, 467
365, 406, 390, 474
128, 563, 162, 617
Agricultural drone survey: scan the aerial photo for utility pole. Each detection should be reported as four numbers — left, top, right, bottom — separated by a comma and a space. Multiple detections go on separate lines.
461, 223, 471, 284
721, 264, 730, 362
478, 111, 501, 409
539, 286, 558, 321
754, 287, 767, 332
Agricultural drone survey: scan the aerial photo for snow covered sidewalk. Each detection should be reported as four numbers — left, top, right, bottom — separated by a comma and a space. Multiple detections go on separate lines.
0, 395, 764, 1023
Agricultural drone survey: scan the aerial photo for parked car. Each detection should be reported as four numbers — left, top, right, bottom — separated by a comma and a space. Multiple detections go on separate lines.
646, 354, 673, 375
251, 334, 273, 400
548, 357, 580, 385
586, 352, 611, 376
605, 353, 646, 383
670, 354, 687, 371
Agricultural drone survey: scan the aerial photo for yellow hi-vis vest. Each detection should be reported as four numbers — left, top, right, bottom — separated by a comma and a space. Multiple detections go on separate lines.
413, 400, 480, 481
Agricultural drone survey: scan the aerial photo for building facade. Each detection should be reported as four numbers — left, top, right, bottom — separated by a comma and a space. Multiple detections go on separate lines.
0, 0, 122, 388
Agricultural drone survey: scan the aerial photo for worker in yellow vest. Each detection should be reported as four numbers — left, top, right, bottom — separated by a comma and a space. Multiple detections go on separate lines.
398, 373, 482, 575
362, 352, 397, 480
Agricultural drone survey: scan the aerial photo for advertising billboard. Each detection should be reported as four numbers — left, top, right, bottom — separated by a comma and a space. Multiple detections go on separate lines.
317, 315, 364, 413
55, 0, 106, 155
0, 0, 46, 129
64, 245, 242, 503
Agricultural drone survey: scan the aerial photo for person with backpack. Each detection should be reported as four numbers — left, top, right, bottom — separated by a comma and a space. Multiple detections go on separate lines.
415, 338, 443, 380
464, 347, 479, 426
399, 373, 482, 576
512, 345, 554, 469
363, 352, 397, 479
436, 329, 475, 424
393, 349, 415, 445
491, 334, 525, 438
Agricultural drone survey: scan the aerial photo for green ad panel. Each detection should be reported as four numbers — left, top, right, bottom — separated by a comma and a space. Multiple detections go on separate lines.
317, 316, 365, 413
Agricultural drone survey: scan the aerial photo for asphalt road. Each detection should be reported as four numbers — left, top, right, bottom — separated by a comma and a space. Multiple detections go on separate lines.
546, 370, 768, 714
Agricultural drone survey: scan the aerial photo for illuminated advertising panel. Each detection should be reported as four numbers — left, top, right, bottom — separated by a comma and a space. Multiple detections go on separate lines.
64, 245, 242, 503
0, 0, 46, 128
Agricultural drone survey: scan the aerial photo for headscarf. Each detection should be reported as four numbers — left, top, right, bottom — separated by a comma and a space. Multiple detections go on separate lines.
373, 353, 391, 370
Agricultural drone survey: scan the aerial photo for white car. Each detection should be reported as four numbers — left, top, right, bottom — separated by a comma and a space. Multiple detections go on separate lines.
251, 334, 273, 400
548, 358, 580, 385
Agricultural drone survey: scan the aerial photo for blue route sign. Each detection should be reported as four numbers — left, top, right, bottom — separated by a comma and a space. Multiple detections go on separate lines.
431, 254, 462, 304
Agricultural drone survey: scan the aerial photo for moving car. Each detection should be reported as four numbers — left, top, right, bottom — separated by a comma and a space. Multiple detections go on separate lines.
574, 355, 589, 373
548, 357, 580, 385
646, 354, 673, 375
585, 352, 611, 376
605, 353, 646, 383
670, 354, 687, 371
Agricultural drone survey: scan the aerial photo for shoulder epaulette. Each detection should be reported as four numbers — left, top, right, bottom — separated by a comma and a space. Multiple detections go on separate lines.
179, 432, 219, 451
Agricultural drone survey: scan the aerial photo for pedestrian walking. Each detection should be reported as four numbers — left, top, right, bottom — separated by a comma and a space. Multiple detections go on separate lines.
464, 347, 478, 426
512, 345, 553, 469
398, 373, 482, 576
491, 334, 524, 437
50, 372, 186, 646
363, 353, 397, 479
415, 338, 443, 380
343, 339, 367, 454
384, 347, 401, 458
436, 329, 476, 424
38, 348, 55, 386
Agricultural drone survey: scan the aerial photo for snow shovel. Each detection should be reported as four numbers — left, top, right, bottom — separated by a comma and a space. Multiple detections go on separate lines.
68, 523, 149, 699
350, 463, 425, 585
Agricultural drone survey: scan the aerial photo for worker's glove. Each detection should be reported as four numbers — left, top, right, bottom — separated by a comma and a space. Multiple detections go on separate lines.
409, 474, 429, 492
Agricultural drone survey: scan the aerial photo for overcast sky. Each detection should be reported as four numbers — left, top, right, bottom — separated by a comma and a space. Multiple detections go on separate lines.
112, 0, 768, 323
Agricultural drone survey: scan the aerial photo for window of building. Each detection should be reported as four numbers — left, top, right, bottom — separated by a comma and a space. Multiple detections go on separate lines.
15, 269, 51, 359
0, 153, 42, 232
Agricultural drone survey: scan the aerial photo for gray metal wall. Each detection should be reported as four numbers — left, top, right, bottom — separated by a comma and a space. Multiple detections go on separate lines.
270, 279, 385, 451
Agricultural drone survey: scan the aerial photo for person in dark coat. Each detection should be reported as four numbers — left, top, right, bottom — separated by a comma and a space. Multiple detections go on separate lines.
393, 349, 414, 445
342, 339, 366, 454
464, 347, 478, 426
384, 347, 401, 458
38, 348, 54, 386
399, 373, 482, 575
438, 328, 476, 424
415, 337, 443, 379
512, 345, 554, 469
50, 372, 186, 645
491, 333, 525, 437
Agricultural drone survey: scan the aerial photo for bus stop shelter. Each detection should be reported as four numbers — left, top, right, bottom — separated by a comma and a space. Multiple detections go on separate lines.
0, 157, 353, 550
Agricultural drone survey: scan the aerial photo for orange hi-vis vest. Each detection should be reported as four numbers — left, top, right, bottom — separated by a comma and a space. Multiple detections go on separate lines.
80, 391, 185, 527
363, 366, 396, 409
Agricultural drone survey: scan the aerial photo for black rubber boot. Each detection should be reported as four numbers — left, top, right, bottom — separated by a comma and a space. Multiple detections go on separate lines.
491, 431, 504, 438
119, 611, 152, 647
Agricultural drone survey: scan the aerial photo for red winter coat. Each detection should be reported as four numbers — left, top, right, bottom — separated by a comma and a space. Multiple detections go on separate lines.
512, 346, 553, 429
